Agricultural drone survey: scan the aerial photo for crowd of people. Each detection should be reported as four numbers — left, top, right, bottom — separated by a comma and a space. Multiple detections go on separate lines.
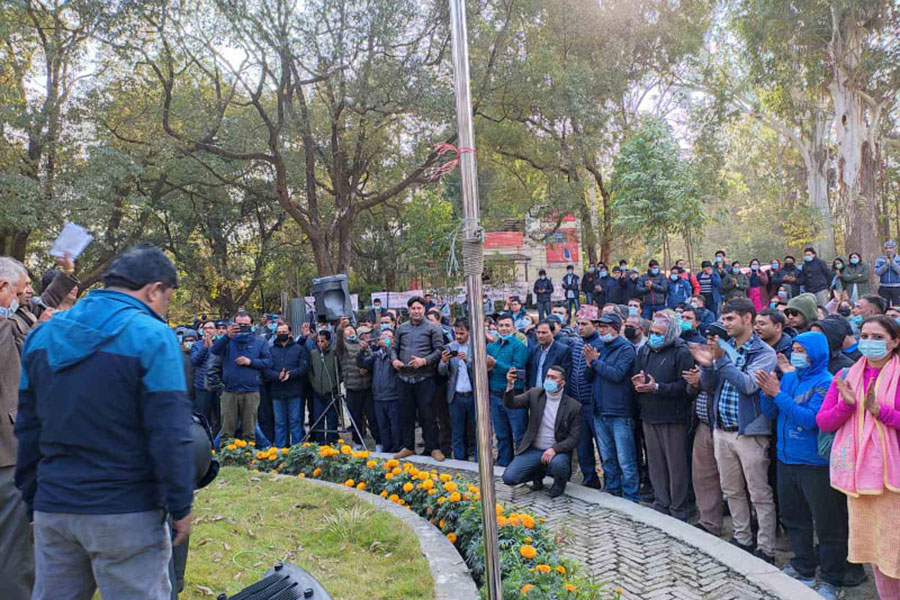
4, 241, 900, 599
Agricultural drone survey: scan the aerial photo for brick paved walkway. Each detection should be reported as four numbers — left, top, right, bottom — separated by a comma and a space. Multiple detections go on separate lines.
374, 453, 823, 600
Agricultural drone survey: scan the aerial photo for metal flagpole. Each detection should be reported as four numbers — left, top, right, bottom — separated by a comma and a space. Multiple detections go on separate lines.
447, 0, 501, 598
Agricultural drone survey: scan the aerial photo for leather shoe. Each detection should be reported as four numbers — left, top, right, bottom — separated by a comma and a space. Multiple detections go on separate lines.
431, 449, 446, 462
393, 448, 415, 460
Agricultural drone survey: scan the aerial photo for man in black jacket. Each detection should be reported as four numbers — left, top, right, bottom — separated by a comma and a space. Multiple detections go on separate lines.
631, 312, 695, 519
264, 323, 308, 448
533, 269, 554, 321
798, 247, 832, 305
501, 365, 581, 498
581, 264, 598, 306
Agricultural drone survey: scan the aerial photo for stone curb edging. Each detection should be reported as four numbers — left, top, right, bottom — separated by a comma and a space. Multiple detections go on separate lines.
297, 475, 479, 600
372, 453, 824, 600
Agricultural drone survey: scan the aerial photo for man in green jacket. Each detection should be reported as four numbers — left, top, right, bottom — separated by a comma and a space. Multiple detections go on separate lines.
308, 330, 341, 443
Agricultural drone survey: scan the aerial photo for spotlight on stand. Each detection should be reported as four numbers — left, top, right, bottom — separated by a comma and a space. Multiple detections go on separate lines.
218, 563, 332, 600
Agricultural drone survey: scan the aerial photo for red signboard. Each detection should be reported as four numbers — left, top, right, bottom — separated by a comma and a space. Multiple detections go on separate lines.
484, 231, 524, 249
545, 229, 579, 263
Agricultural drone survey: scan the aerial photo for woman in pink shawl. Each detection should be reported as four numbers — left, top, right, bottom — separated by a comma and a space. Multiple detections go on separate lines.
817, 315, 900, 597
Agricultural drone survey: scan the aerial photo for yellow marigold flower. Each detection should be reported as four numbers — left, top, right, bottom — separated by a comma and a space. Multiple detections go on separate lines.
443, 481, 458, 493
281, 448, 289, 454
421, 479, 434, 490
226, 444, 237, 451
247, 441, 254, 447
357, 450, 369, 459
520, 545, 537, 559
614, 588, 624, 595
345, 479, 355, 487
366, 460, 377, 468
385, 473, 395, 481
564, 583, 576, 593
409, 467, 419, 477
380, 490, 388, 498
555, 566, 566, 575
398, 498, 405, 506
267, 454, 278, 461
496, 503, 504, 515
467, 484, 479, 494
403, 482, 414, 493
521, 515, 535, 529
340, 445, 352, 455
337, 438, 344, 443
392, 467, 403, 476
256, 451, 266, 459
508, 516, 522, 527
298, 473, 305, 479
535, 564, 551, 574
356, 482, 366, 491
497, 516, 509, 527
437, 496, 447, 504
440, 473, 452, 482
428, 489, 436, 496
302, 442, 311, 447
439, 519, 445, 529
386, 459, 399, 469
521, 584, 534, 595
312, 468, 322, 477
389, 494, 399, 503
236, 439, 247, 448
523, 537, 532, 543
448, 492, 462, 503
446, 532, 457, 543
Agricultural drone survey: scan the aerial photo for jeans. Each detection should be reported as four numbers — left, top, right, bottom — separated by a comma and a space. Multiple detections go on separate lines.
584, 292, 594, 306
374, 401, 401, 453
576, 405, 598, 485
537, 300, 551, 322
272, 396, 304, 448
214, 422, 271, 449
449, 392, 476, 460
490, 391, 528, 467
642, 303, 666, 320
565, 298, 579, 323
879, 286, 900, 309
593, 415, 640, 501
311, 392, 339, 444
502, 447, 571, 491
777, 461, 851, 586
193, 388, 214, 426
33, 510, 171, 600
398, 378, 439, 453
0, 466, 33, 600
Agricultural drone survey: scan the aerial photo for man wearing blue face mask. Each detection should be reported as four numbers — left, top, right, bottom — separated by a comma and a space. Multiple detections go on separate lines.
592, 264, 616, 308
501, 366, 581, 498
581, 264, 597, 306
486, 314, 530, 466
533, 269, 554, 322
583, 313, 639, 501
666, 266, 693, 309
638, 260, 668, 319
631, 312, 696, 519
562, 265, 580, 323
798, 247, 832, 305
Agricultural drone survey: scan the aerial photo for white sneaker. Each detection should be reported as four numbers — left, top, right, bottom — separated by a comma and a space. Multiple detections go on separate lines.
375, 444, 383, 453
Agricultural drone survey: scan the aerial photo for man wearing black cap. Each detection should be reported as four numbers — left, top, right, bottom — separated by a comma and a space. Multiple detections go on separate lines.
15, 244, 195, 599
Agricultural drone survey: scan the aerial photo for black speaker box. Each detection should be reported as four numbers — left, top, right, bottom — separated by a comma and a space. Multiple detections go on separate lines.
221, 562, 332, 600
311, 274, 352, 322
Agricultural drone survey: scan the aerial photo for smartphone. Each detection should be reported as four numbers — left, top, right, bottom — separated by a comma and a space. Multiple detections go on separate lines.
515, 368, 526, 381
447, 350, 459, 358
239, 324, 252, 334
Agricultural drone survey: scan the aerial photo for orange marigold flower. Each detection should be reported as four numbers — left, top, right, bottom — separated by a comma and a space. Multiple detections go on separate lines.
297, 473, 305, 479
436, 496, 447, 505
356, 482, 366, 491
508, 516, 522, 527
403, 482, 414, 493
385, 459, 399, 469
366, 460, 378, 468
497, 516, 509, 527
564, 583, 576, 593
389, 494, 400, 503
340, 445, 352, 455
520, 545, 537, 559
440, 474, 452, 483
446, 532, 457, 543
312, 468, 322, 477
345, 479, 355, 487
385, 473, 394, 481
438, 519, 445, 529
535, 564, 551, 574
521, 584, 534, 595
448, 492, 462, 503
555, 565, 566, 575
521, 515, 536, 529
443, 481, 458, 493
380, 490, 388, 498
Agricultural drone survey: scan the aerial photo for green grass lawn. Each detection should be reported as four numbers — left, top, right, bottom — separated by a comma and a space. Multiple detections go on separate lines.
181, 466, 434, 600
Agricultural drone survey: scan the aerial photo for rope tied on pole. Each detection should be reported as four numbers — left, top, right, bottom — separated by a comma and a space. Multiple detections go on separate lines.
462, 217, 484, 277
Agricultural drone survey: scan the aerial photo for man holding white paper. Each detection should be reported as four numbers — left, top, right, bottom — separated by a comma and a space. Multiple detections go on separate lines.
10, 254, 79, 351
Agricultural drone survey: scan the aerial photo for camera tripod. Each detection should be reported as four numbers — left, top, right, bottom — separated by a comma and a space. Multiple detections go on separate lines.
301, 391, 367, 450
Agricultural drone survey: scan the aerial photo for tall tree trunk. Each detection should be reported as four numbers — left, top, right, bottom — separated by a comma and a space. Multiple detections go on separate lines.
805, 110, 835, 257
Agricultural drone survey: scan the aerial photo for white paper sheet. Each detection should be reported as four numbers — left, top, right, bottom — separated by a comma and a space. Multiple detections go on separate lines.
49, 223, 93, 259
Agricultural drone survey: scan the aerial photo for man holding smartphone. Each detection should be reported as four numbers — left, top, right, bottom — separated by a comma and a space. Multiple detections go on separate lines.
212, 312, 273, 443
486, 314, 529, 466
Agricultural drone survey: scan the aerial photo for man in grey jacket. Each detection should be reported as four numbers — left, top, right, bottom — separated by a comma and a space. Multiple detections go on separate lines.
391, 296, 445, 461
438, 319, 476, 460
690, 298, 777, 563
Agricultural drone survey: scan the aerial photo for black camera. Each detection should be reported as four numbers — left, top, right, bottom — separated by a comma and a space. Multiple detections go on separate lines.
705, 322, 730, 342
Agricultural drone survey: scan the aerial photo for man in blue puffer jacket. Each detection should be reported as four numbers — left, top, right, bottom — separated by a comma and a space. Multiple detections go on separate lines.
583, 313, 638, 501
15, 244, 194, 600
568, 305, 604, 488
757, 332, 858, 597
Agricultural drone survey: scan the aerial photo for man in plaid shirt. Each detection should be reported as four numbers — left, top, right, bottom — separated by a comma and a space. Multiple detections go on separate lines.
691, 299, 777, 563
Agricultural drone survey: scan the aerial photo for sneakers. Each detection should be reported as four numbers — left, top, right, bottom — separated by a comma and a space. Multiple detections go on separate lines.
548, 483, 566, 498
730, 538, 755, 553
393, 448, 415, 459
753, 549, 775, 565
531, 480, 545, 492
781, 564, 815, 588
582, 479, 602, 490
813, 582, 839, 600
431, 449, 446, 462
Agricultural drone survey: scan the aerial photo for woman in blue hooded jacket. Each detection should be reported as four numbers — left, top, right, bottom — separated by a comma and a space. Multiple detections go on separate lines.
756, 332, 856, 597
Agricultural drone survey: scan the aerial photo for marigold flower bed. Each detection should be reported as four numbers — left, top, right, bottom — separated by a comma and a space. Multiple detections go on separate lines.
219, 440, 624, 600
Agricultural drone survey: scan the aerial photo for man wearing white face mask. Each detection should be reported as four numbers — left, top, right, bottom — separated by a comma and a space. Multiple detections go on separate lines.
501, 365, 581, 498
0, 257, 33, 600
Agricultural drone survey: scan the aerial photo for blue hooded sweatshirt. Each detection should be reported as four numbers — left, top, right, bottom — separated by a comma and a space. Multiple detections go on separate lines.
760, 331, 832, 466
14, 289, 195, 519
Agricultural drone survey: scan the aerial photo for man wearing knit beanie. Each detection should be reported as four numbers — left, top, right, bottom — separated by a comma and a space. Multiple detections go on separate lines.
784, 293, 819, 333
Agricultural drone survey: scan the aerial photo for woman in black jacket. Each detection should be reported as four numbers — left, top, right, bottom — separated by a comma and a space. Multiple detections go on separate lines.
630, 311, 696, 520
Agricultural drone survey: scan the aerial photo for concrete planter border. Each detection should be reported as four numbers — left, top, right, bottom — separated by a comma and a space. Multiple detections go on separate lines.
299, 476, 479, 600
372, 453, 824, 600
